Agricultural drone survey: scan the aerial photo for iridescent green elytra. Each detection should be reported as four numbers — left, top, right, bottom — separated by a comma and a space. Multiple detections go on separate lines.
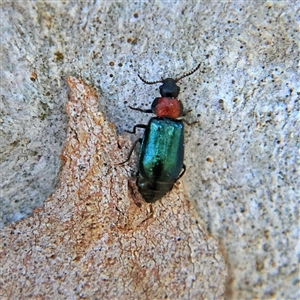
137, 117, 184, 202
122, 63, 201, 202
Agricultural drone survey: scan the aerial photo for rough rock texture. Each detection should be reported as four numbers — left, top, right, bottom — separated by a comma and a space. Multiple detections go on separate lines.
0, 77, 227, 299
1, 1, 299, 299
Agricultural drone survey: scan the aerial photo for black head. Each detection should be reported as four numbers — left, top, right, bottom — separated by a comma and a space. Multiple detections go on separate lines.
138, 62, 201, 98
159, 78, 180, 97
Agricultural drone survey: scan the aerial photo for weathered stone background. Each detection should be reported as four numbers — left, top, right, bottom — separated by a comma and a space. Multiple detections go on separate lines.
1, 77, 228, 299
1, 1, 299, 299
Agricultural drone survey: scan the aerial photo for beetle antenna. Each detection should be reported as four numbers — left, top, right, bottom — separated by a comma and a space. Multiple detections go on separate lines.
138, 74, 162, 85
175, 62, 201, 82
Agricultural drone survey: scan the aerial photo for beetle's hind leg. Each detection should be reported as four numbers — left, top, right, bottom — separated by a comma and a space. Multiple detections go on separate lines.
177, 164, 186, 180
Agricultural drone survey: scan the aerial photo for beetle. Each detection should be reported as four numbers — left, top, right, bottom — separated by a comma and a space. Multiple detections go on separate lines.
122, 63, 201, 203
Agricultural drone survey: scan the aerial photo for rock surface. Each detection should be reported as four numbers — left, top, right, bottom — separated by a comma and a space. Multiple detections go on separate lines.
0, 77, 227, 299
1, 2, 299, 299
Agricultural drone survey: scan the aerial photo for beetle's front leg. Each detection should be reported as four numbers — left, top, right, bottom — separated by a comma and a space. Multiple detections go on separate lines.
129, 106, 152, 114
182, 109, 193, 116
182, 119, 199, 126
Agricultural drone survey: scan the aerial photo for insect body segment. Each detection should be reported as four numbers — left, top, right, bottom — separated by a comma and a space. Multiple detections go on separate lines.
151, 97, 183, 119
124, 63, 201, 203
138, 118, 184, 202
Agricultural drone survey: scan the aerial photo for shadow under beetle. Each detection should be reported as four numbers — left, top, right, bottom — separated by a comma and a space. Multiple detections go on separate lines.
122, 63, 201, 203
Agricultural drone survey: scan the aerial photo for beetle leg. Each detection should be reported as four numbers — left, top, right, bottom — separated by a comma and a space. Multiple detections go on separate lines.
135, 171, 139, 183
117, 138, 142, 165
177, 164, 186, 180
129, 106, 152, 114
182, 119, 199, 126
182, 109, 193, 116
181, 110, 198, 125
125, 124, 147, 134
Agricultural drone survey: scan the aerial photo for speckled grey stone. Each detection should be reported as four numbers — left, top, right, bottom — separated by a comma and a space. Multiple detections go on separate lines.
1, 1, 299, 299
